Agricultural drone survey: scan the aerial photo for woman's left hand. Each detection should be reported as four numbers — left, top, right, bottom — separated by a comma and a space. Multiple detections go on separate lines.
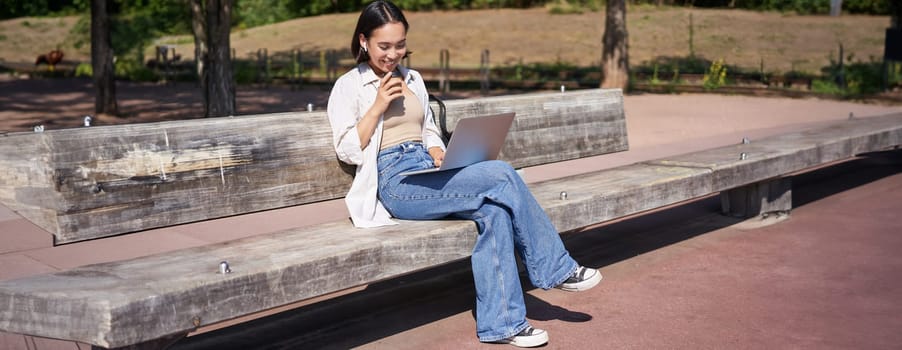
428, 147, 445, 168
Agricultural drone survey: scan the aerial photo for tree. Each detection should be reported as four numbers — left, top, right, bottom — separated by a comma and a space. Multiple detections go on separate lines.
892, 1, 901, 28
191, 0, 236, 118
91, 0, 118, 116
190, 0, 207, 94
601, 0, 629, 90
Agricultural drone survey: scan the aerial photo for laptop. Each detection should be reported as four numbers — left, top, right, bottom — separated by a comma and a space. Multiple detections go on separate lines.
399, 112, 515, 176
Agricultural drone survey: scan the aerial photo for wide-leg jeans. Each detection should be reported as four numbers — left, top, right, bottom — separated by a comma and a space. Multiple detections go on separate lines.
376, 141, 578, 342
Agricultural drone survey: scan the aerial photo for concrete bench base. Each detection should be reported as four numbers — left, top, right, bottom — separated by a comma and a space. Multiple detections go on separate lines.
721, 177, 793, 219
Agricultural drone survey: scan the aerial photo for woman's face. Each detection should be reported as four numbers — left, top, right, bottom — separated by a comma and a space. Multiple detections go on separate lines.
361, 22, 407, 76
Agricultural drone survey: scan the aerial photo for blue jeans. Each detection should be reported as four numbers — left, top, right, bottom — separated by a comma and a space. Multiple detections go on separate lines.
376, 141, 578, 342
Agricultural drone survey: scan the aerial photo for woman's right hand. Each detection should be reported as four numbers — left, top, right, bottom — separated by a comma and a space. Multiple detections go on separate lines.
358, 72, 404, 149
374, 72, 404, 112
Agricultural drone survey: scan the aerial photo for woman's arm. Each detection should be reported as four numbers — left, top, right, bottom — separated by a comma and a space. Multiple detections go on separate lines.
413, 70, 446, 167
327, 75, 365, 165
327, 71, 404, 164
357, 73, 403, 149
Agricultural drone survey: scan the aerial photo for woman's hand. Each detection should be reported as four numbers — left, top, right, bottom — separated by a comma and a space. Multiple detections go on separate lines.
375, 72, 404, 111
428, 147, 445, 168
358, 73, 404, 149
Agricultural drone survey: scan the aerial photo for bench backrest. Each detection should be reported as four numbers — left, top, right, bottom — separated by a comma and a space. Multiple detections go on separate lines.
0, 88, 626, 244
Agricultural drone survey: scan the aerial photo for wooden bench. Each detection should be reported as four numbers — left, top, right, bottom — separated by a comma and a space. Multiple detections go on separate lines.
0, 89, 627, 348
0, 89, 900, 349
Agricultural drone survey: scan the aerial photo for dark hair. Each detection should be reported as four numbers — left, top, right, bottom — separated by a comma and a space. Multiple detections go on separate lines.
352, 0, 411, 64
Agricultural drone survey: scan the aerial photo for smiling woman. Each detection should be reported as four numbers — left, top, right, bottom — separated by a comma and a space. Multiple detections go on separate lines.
324, 1, 602, 348
351, 1, 411, 75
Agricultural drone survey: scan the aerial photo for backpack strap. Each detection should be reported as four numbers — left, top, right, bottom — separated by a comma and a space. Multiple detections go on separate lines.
428, 94, 452, 144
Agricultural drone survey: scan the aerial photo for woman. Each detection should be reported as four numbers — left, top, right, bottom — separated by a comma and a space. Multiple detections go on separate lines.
326, 1, 601, 347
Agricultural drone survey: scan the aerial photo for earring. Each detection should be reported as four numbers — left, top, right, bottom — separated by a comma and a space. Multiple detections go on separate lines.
362, 43, 368, 53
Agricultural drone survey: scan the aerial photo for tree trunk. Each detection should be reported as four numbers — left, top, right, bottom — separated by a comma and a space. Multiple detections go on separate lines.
829, 0, 842, 17
203, 0, 235, 118
892, 1, 901, 29
601, 0, 629, 90
91, 0, 118, 116
190, 0, 207, 89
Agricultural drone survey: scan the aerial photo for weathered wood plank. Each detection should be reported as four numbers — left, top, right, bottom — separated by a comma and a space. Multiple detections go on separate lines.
0, 219, 479, 348
0, 133, 61, 233
0, 89, 627, 244
645, 113, 902, 192
535, 163, 713, 232
38, 113, 348, 244
2, 112, 897, 348
441, 90, 628, 166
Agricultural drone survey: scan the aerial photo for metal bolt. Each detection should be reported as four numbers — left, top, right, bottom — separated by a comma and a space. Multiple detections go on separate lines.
33, 125, 44, 133
740, 152, 748, 160
559, 191, 568, 200
741, 137, 750, 144
83, 116, 92, 127
219, 261, 231, 274
307, 103, 314, 112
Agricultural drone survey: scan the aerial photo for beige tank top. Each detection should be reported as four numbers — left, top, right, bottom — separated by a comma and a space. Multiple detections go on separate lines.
380, 85, 424, 150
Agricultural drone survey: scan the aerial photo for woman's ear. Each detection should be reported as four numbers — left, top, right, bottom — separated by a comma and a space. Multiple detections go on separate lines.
358, 34, 368, 53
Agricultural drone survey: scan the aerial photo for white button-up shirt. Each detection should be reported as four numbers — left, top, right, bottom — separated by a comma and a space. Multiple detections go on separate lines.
327, 63, 446, 228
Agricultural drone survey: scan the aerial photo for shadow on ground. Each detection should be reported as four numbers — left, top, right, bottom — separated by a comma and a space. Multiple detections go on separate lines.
171, 150, 901, 350
0, 77, 498, 133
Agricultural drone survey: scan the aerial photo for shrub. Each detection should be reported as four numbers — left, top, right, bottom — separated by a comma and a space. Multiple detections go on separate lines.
702, 58, 728, 90
115, 58, 158, 82
75, 62, 92, 77
842, 60, 886, 95
233, 60, 257, 85
811, 79, 844, 95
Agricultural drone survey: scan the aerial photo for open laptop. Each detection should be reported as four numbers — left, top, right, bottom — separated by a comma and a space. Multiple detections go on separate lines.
399, 112, 515, 176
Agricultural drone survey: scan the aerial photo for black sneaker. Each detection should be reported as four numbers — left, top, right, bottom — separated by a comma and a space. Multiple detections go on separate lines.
555, 266, 602, 292
492, 326, 549, 348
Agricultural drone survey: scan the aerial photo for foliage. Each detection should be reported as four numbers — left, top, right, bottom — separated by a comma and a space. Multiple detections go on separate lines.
841, 0, 893, 14
236, 0, 295, 29
3, 0, 893, 27
646, 0, 890, 15
702, 58, 727, 90
820, 57, 897, 96
758, 0, 830, 15
75, 62, 92, 77
547, 0, 602, 14
0, 0, 81, 19
115, 58, 158, 81
233, 59, 258, 85
635, 56, 721, 75
810, 79, 844, 95
496, 60, 591, 82
646, 63, 683, 86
